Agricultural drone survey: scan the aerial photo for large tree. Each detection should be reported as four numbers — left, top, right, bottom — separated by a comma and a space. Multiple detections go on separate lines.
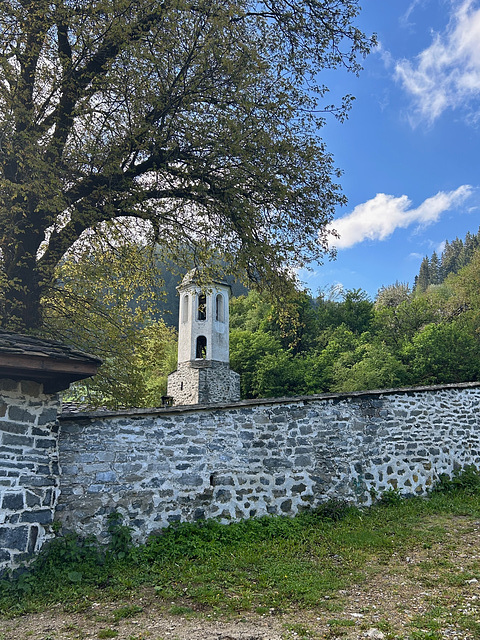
0, 0, 374, 330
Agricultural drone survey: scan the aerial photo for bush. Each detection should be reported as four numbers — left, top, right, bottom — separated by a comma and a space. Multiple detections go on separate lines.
433, 465, 480, 495
313, 498, 356, 521
377, 486, 404, 506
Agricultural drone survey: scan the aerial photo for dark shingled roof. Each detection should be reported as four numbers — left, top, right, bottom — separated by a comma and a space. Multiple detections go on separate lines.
0, 331, 102, 393
0, 331, 101, 363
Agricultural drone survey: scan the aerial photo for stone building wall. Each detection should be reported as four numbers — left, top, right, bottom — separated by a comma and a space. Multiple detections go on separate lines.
167, 361, 240, 405
0, 379, 61, 570
57, 382, 480, 542
166, 362, 200, 404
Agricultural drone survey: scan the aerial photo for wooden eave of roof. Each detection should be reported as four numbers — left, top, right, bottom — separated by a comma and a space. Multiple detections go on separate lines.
0, 353, 100, 393
0, 332, 102, 393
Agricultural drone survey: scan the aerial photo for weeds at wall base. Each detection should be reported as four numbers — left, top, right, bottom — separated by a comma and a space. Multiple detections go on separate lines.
1, 466, 480, 618
431, 464, 480, 494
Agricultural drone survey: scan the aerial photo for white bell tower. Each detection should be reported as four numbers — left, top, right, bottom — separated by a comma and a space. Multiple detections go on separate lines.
167, 270, 240, 405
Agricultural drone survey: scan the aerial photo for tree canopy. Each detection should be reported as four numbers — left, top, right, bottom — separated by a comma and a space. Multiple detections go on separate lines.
0, 0, 374, 331
228, 243, 480, 400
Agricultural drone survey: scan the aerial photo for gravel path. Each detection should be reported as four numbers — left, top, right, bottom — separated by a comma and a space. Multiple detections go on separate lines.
2, 515, 479, 640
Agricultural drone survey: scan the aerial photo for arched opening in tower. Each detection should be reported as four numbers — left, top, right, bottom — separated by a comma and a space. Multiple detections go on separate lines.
196, 335, 207, 359
216, 293, 225, 322
181, 294, 189, 323
198, 294, 207, 321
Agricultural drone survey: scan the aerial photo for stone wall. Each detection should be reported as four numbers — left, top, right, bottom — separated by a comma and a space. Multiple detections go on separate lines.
0, 379, 61, 570
167, 361, 240, 405
57, 382, 480, 542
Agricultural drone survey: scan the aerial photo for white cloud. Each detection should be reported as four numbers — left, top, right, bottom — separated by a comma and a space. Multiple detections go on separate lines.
401, 0, 429, 29
395, 0, 480, 124
328, 185, 472, 249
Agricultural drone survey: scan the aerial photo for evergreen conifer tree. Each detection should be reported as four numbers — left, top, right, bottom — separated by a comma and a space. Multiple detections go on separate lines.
430, 252, 440, 285
416, 257, 430, 293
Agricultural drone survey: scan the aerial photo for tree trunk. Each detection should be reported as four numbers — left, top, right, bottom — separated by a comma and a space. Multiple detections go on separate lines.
2, 264, 43, 332
1, 227, 45, 332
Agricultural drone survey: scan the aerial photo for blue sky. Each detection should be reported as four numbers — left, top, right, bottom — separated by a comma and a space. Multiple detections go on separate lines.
299, 0, 480, 299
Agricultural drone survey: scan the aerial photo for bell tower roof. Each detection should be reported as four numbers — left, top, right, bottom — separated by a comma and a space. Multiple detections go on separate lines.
178, 268, 231, 292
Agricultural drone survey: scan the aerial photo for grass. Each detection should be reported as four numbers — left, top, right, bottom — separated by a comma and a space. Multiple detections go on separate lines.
97, 630, 118, 639
1, 473, 480, 621
110, 604, 143, 622
284, 621, 316, 638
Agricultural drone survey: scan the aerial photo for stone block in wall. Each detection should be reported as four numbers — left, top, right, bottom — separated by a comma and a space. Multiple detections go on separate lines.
0, 526, 29, 553
2, 493, 24, 510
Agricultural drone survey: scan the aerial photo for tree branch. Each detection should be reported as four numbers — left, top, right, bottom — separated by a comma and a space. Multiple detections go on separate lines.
43, 3, 170, 165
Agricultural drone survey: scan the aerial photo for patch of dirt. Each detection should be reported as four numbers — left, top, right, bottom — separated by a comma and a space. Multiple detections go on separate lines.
0, 607, 285, 640
2, 515, 480, 640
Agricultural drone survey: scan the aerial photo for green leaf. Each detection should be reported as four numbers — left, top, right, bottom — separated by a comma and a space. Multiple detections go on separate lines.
67, 571, 83, 583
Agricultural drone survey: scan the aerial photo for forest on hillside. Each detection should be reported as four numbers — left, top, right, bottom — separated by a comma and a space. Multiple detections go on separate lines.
59, 228, 480, 408
414, 228, 480, 292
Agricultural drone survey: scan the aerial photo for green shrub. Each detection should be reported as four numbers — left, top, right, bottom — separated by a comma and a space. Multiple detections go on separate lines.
35, 532, 102, 569
107, 512, 133, 559
433, 465, 480, 495
377, 486, 404, 506
313, 498, 356, 522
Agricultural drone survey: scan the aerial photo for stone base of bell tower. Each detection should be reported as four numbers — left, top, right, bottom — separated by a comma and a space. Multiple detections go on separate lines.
167, 360, 240, 406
